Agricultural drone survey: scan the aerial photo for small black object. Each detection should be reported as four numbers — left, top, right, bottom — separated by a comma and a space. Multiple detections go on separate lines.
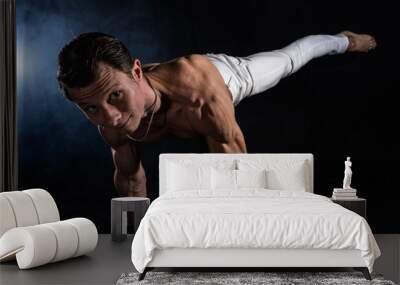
354, 267, 372, 280
138, 267, 150, 281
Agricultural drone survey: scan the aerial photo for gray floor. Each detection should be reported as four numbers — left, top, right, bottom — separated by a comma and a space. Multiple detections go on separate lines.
0, 234, 399, 285
0, 235, 135, 285
374, 234, 400, 284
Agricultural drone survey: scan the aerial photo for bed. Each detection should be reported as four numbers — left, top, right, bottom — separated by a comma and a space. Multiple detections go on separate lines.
131, 153, 381, 280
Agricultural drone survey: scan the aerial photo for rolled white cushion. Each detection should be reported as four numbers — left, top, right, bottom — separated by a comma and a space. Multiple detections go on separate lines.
0, 191, 39, 227
0, 225, 57, 269
0, 218, 98, 269
64, 218, 98, 257
23, 189, 60, 224
41, 221, 79, 262
0, 195, 17, 237
0, 189, 60, 239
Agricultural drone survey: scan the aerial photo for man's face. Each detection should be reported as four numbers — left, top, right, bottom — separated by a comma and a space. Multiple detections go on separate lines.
66, 61, 146, 134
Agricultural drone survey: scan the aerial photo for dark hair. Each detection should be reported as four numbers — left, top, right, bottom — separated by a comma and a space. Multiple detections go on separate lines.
57, 32, 133, 100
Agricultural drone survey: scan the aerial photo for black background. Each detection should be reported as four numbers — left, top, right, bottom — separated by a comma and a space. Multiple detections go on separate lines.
17, 0, 398, 233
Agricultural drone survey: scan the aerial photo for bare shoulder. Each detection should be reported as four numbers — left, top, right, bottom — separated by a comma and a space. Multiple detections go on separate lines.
179, 54, 208, 62
142, 62, 160, 72
145, 54, 226, 107
182, 54, 227, 87
176, 54, 223, 101
97, 125, 130, 149
156, 54, 210, 73
146, 54, 212, 80
176, 54, 214, 69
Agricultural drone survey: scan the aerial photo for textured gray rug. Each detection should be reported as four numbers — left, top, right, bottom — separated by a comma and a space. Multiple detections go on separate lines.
116, 271, 396, 285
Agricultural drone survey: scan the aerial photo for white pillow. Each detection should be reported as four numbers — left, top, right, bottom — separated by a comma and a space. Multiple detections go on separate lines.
237, 159, 308, 191
167, 162, 212, 191
236, 169, 268, 188
211, 168, 268, 190
211, 168, 237, 190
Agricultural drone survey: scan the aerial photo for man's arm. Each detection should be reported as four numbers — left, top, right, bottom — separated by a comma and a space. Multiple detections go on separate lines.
188, 88, 247, 153
98, 126, 147, 197
206, 124, 247, 153
111, 143, 146, 197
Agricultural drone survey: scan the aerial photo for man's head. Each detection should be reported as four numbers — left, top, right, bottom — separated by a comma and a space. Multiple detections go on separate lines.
57, 32, 147, 132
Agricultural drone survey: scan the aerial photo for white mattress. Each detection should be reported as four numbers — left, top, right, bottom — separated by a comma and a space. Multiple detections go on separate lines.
131, 190, 380, 273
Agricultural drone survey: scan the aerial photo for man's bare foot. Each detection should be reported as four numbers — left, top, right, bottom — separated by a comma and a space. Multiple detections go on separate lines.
340, 30, 377, 52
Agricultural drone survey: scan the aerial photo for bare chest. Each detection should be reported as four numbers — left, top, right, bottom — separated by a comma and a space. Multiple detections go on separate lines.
130, 100, 202, 143
164, 102, 199, 138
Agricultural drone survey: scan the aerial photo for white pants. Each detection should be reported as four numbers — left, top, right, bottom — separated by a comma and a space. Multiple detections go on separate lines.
204, 33, 349, 106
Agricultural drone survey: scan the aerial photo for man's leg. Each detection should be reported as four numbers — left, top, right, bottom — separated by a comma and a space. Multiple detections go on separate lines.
205, 33, 349, 106
238, 33, 350, 103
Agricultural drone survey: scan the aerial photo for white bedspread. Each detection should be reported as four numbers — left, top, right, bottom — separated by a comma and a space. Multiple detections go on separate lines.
131, 190, 380, 273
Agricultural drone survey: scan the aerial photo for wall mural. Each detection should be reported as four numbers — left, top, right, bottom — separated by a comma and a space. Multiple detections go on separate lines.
17, 0, 396, 233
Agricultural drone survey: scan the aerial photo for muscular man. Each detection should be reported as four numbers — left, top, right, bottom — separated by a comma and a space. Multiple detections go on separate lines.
57, 30, 376, 197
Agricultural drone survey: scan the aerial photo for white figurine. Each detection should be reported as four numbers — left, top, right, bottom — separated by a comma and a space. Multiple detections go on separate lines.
343, 157, 353, 189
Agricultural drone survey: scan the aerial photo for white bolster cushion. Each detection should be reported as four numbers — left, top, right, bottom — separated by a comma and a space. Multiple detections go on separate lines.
41, 221, 79, 262
0, 191, 40, 228
0, 218, 98, 269
0, 195, 17, 237
0, 189, 60, 238
23, 188, 60, 224
0, 225, 57, 268
64, 218, 98, 257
